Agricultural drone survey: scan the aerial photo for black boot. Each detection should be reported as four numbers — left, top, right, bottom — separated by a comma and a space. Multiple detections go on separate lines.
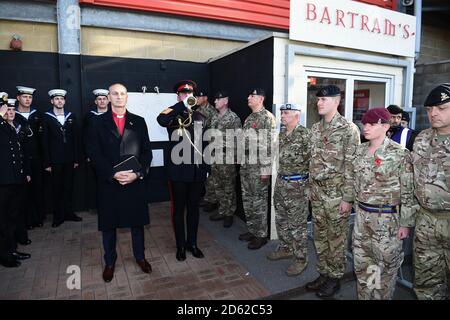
316, 278, 341, 298
305, 274, 328, 291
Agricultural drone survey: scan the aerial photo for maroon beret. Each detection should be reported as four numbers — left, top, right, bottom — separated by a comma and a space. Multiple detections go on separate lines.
361, 108, 391, 125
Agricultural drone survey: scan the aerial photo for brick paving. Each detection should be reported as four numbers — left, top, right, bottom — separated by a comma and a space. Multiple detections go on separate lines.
0, 202, 269, 300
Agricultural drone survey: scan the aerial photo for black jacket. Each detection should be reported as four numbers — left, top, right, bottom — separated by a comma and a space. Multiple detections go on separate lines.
0, 118, 27, 185
87, 109, 152, 231
41, 109, 79, 168
14, 108, 44, 160
157, 101, 208, 182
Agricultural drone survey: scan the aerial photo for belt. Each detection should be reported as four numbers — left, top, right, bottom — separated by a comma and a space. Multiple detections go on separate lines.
358, 201, 397, 213
279, 173, 309, 182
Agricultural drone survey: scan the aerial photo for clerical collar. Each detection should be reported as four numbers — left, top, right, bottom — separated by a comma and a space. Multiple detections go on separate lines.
112, 110, 125, 119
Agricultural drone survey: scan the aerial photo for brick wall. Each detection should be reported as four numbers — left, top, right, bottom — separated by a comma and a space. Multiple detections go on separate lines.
81, 27, 244, 62
417, 25, 450, 65
413, 62, 450, 132
0, 20, 58, 52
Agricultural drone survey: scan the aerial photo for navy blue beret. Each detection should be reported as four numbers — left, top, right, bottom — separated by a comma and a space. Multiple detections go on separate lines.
424, 83, 450, 107
316, 85, 341, 97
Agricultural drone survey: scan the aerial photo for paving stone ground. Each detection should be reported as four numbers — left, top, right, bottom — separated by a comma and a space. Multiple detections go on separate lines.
0, 202, 269, 300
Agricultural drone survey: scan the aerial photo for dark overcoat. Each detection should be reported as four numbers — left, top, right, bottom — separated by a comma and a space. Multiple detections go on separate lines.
87, 109, 152, 231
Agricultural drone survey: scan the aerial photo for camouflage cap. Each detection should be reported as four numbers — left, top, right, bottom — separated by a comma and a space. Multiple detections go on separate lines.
361, 108, 391, 125
424, 83, 450, 107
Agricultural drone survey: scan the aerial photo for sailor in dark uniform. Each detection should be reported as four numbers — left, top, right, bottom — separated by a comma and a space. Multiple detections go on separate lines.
14, 86, 45, 230
41, 89, 82, 228
0, 95, 31, 267
83, 89, 109, 213
157, 80, 208, 261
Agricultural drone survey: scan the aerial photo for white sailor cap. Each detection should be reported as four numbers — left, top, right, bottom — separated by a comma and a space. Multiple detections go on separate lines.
48, 89, 67, 98
7, 99, 16, 107
93, 89, 109, 97
280, 103, 301, 111
0, 92, 8, 99
16, 86, 36, 95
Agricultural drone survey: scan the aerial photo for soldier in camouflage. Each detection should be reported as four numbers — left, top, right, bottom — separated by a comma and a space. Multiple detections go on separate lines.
208, 91, 242, 228
239, 88, 276, 250
352, 108, 414, 300
412, 83, 450, 300
306, 85, 360, 298
268, 103, 311, 277
195, 90, 219, 212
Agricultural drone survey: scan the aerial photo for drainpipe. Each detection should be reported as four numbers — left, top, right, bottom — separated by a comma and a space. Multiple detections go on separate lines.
414, 0, 422, 61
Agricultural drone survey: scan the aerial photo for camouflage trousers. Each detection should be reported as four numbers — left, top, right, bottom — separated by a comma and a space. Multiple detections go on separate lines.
353, 206, 404, 300
414, 207, 450, 300
273, 177, 309, 261
310, 179, 348, 279
203, 167, 217, 204
212, 164, 237, 217
240, 165, 269, 238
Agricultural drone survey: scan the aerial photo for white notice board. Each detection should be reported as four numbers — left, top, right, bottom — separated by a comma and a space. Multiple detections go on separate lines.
126, 92, 178, 142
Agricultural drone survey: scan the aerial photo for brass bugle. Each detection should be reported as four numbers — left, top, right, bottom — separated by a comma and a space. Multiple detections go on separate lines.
186, 96, 197, 107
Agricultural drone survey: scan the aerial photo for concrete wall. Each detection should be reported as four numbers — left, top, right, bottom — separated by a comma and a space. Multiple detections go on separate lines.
0, 20, 58, 52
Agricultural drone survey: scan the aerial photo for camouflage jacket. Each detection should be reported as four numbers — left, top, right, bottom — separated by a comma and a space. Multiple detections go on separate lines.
412, 128, 450, 213
353, 138, 416, 227
196, 102, 217, 129
241, 107, 276, 174
277, 125, 311, 176
209, 108, 242, 163
309, 112, 360, 202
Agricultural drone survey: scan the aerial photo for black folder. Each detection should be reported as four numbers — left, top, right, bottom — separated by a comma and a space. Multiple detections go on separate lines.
113, 155, 142, 173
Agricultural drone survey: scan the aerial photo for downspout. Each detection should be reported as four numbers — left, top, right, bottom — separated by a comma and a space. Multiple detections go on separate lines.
415, 0, 422, 61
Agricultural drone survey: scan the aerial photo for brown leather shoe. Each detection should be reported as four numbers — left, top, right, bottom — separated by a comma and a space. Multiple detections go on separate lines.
102, 265, 115, 283
137, 259, 152, 274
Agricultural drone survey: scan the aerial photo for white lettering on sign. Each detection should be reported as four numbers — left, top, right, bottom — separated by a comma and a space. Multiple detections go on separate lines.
290, 0, 416, 57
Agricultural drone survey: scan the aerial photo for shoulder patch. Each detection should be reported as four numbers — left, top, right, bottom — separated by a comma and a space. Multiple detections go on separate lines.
160, 107, 173, 115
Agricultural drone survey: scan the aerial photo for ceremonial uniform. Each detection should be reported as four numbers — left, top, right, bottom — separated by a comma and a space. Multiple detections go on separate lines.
240, 88, 276, 247
0, 97, 29, 267
209, 92, 241, 223
412, 83, 450, 300
83, 89, 109, 212
14, 86, 45, 228
157, 80, 208, 261
272, 104, 311, 275
41, 89, 80, 227
352, 109, 415, 300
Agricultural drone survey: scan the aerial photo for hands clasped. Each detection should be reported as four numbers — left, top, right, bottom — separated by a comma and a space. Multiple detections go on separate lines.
114, 170, 138, 185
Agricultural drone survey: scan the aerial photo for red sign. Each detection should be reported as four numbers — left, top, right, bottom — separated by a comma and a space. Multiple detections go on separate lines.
79, 0, 397, 30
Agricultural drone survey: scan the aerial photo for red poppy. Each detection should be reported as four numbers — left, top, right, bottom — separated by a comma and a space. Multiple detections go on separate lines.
252, 122, 257, 129
374, 157, 382, 167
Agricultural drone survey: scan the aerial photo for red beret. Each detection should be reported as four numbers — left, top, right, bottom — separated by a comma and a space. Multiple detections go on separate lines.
361, 108, 391, 125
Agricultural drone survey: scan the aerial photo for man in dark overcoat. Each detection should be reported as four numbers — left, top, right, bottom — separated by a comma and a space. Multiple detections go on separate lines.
87, 83, 153, 282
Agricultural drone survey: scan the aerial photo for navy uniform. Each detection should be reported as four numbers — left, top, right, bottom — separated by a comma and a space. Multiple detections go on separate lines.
14, 86, 46, 229
0, 96, 31, 268
41, 89, 82, 227
157, 80, 208, 261
83, 89, 109, 213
